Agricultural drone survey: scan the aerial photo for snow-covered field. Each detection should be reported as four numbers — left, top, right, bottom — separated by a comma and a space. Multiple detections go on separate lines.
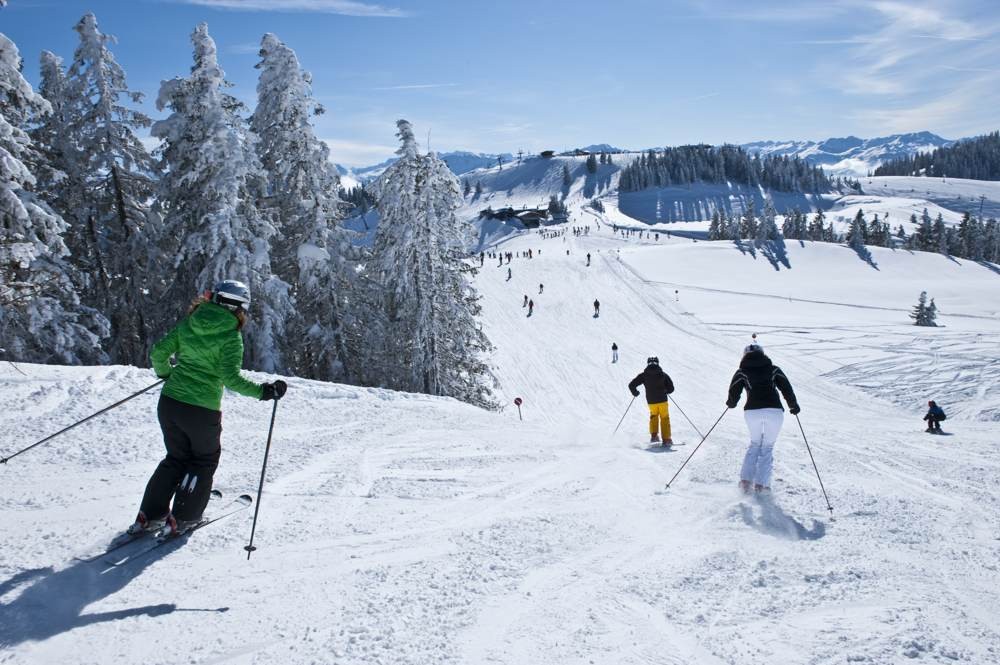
2, 219, 999, 664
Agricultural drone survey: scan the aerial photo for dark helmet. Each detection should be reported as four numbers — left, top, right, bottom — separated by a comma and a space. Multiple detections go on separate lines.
212, 279, 251, 312
928, 400, 936, 407
743, 343, 763, 355
646, 356, 659, 365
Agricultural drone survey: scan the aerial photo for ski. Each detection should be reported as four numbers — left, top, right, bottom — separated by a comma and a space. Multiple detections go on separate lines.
103, 493, 252, 567
74, 489, 224, 563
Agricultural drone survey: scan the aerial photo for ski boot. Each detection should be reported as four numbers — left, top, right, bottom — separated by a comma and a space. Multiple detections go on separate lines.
925, 427, 934, 433
162, 514, 205, 538
739, 480, 752, 494
127, 511, 169, 536
753, 484, 771, 494
650, 433, 660, 444
662, 438, 673, 448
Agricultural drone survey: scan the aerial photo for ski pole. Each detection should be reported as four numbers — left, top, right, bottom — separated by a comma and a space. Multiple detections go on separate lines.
668, 396, 703, 439
612, 395, 637, 435
795, 414, 834, 519
1, 379, 164, 465
244, 399, 279, 560
664, 407, 729, 489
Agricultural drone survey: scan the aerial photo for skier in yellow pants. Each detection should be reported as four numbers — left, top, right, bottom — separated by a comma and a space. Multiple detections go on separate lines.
628, 357, 676, 447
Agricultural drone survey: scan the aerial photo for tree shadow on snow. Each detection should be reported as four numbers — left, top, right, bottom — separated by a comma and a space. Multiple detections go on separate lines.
846, 244, 879, 271
757, 238, 791, 271
738, 497, 826, 541
0, 538, 225, 648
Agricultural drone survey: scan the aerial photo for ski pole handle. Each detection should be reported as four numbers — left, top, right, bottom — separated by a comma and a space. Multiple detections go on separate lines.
1, 379, 164, 465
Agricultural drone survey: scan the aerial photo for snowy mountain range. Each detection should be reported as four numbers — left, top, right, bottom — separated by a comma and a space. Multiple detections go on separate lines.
337, 151, 514, 184
741, 131, 953, 177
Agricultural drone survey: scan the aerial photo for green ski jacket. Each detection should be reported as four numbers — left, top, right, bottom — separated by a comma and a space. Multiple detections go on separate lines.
151, 302, 263, 411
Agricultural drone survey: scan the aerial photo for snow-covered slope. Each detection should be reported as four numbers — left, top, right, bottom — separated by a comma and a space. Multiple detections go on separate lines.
743, 132, 953, 177
2, 217, 998, 664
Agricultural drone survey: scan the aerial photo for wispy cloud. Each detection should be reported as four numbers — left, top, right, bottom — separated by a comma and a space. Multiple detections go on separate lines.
168, 0, 409, 18
675, 91, 721, 104
370, 83, 458, 91
322, 138, 397, 166
226, 42, 260, 55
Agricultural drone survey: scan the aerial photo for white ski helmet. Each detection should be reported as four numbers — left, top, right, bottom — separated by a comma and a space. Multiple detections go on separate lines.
212, 280, 251, 312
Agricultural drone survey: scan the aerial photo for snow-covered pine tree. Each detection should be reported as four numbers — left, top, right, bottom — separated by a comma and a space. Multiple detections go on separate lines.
909, 291, 938, 326
932, 213, 948, 255
0, 32, 108, 363
474, 180, 482, 196
562, 162, 571, 187
369, 119, 496, 407
586, 153, 598, 174
151, 23, 292, 372
251, 32, 351, 381
808, 210, 826, 241
462, 178, 471, 197
50, 13, 159, 365
915, 208, 933, 250
846, 209, 867, 253
756, 195, 779, 244
708, 210, 723, 240
739, 200, 757, 239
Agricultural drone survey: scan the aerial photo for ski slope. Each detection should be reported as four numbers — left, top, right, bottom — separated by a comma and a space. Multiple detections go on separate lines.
2, 224, 1000, 664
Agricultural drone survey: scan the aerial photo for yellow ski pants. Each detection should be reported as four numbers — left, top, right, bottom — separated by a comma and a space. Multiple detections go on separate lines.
648, 401, 671, 438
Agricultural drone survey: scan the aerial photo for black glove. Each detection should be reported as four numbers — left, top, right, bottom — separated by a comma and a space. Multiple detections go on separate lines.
261, 380, 288, 401
630, 389, 640, 397
726, 400, 737, 409
156, 374, 170, 380
789, 405, 801, 415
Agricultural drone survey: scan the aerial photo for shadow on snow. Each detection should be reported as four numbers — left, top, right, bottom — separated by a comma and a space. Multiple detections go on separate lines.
738, 497, 826, 541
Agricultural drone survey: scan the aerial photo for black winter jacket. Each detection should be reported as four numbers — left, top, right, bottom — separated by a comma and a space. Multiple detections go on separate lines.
629, 364, 674, 404
726, 350, 798, 411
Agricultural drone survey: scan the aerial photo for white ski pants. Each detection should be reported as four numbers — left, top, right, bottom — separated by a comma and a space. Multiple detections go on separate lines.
739, 408, 784, 487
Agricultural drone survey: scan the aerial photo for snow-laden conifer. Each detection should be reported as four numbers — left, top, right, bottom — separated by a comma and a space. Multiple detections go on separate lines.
0, 33, 107, 363
369, 119, 496, 407
151, 23, 291, 372
46, 14, 159, 365
251, 32, 351, 381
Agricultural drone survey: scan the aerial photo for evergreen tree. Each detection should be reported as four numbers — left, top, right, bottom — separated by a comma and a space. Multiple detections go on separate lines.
474, 180, 482, 196
562, 162, 571, 187
910, 291, 938, 327
50, 13, 158, 365
846, 209, 867, 253
914, 208, 933, 250
739, 201, 757, 239
756, 196, 779, 244
151, 23, 292, 372
932, 213, 948, 255
0, 32, 108, 363
369, 119, 495, 407
586, 153, 598, 174
462, 178, 471, 197
808, 210, 826, 241
708, 210, 723, 240
251, 32, 351, 381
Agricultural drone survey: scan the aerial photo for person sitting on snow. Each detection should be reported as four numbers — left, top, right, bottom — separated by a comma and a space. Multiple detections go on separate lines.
924, 400, 946, 433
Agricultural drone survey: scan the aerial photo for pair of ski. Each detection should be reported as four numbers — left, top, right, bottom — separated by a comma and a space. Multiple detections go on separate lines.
75, 490, 253, 567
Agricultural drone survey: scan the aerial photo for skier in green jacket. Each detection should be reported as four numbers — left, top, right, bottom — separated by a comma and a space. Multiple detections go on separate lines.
129, 280, 286, 536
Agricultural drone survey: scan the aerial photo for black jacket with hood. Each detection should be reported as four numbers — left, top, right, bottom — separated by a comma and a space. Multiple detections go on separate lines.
727, 350, 799, 411
629, 363, 675, 404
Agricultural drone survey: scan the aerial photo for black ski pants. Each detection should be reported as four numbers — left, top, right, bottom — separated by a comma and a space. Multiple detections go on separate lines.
139, 395, 222, 522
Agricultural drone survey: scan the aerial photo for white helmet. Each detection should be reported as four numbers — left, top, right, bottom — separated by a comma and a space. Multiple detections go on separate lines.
212, 280, 251, 312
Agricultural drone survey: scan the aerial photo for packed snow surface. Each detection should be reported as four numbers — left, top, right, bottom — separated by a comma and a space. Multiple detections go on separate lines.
2, 217, 1000, 664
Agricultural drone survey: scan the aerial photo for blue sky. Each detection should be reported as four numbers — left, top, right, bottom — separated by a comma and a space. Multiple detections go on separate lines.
3, 0, 999, 166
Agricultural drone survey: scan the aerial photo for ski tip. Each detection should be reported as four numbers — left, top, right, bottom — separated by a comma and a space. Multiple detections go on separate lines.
211, 489, 224, 499
236, 494, 253, 506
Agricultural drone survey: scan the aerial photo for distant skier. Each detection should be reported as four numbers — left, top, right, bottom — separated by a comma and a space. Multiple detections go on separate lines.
507, 267, 512, 281
528, 299, 534, 316
924, 400, 946, 433
523, 294, 529, 308
586, 253, 591, 266
612, 342, 619, 363
539, 283, 544, 294
130, 280, 287, 536
593, 299, 600, 317
726, 344, 799, 494
628, 357, 675, 446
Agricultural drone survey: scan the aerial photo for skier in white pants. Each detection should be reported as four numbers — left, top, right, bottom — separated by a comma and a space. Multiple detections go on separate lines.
726, 344, 800, 494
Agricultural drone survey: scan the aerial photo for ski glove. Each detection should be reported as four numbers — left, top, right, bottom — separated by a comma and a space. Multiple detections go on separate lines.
789, 405, 801, 415
726, 400, 737, 409
261, 380, 288, 401
630, 389, 640, 397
